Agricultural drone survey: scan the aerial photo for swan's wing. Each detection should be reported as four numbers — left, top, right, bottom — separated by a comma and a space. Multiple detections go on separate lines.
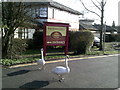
43, 60, 45, 64
52, 66, 67, 74
37, 59, 45, 65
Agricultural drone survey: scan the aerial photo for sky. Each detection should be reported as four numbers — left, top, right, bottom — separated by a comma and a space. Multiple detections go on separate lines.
118, 1, 120, 25
1, 0, 119, 26
53, 0, 119, 26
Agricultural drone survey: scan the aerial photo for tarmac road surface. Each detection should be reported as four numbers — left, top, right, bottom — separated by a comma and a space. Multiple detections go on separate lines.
2, 54, 119, 89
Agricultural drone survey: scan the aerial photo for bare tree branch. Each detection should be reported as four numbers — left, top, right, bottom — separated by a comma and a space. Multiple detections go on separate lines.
96, 0, 101, 5
79, 0, 101, 17
103, 0, 107, 6
91, 0, 101, 10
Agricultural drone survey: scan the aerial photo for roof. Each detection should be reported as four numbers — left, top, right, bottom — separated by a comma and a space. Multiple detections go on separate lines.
25, 0, 83, 15
79, 22, 98, 30
80, 19, 94, 23
93, 24, 117, 32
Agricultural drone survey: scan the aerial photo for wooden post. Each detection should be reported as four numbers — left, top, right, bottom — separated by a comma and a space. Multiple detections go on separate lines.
43, 23, 46, 56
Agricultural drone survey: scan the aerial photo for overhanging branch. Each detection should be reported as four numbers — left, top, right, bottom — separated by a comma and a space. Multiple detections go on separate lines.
103, 0, 107, 6
96, 0, 101, 5
91, 0, 101, 10
79, 0, 101, 18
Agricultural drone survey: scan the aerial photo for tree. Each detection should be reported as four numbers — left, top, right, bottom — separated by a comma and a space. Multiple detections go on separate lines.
2, 2, 32, 58
112, 21, 115, 28
80, 0, 107, 50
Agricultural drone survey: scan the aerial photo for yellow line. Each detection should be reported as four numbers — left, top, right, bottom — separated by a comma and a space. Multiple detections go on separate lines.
9, 54, 119, 68
9, 63, 37, 68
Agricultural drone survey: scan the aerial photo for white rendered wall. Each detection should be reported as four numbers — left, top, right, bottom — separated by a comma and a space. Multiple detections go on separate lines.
48, 7, 80, 31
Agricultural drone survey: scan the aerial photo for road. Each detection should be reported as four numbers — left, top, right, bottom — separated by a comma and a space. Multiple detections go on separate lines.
2, 55, 119, 89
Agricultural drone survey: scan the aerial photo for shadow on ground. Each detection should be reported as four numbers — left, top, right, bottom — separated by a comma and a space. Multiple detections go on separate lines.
19, 80, 49, 89
7, 70, 30, 76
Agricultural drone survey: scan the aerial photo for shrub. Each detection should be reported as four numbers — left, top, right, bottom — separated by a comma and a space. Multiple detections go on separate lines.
26, 39, 34, 49
105, 34, 120, 42
33, 30, 43, 49
69, 30, 94, 54
6, 38, 28, 59
117, 33, 120, 42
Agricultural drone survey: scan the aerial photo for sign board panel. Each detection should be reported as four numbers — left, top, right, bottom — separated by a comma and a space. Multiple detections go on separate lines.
46, 26, 66, 45
43, 22, 70, 56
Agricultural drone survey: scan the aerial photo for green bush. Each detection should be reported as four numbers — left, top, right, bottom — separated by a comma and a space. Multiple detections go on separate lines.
105, 34, 120, 42
117, 34, 120, 42
69, 30, 94, 54
6, 38, 28, 59
33, 30, 43, 49
26, 39, 34, 49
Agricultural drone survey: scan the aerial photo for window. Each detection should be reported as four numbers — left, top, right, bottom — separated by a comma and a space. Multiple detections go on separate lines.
52, 9, 54, 18
31, 8, 36, 18
30, 7, 48, 18
39, 8, 47, 17
35, 8, 40, 18
18, 28, 29, 39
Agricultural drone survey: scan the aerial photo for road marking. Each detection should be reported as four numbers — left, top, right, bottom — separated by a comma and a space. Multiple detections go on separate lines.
9, 54, 119, 68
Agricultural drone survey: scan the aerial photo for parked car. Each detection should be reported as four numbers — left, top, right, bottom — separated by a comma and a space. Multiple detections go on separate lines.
92, 37, 100, 48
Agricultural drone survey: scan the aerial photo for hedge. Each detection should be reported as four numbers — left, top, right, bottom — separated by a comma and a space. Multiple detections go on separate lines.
69, 30, 94, 54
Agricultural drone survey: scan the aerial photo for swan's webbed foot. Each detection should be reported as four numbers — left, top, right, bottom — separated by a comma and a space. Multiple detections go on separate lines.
58, 75, 65, 82
38, 65, 45, 70
59, 78, 65, 82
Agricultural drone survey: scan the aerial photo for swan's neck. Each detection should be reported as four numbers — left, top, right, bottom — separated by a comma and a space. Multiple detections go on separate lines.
65, 58, 69, 68
65, 58, 70, 72
41, 50, 44, 60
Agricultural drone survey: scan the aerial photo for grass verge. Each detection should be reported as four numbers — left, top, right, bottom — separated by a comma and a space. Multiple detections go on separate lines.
1, 42, 119, 66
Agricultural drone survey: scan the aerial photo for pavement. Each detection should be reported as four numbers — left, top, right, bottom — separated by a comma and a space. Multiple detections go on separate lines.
2, 54, 119, 89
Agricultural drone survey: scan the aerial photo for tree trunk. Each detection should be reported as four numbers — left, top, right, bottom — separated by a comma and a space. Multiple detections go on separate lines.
2, 28, 14, 58
99, 1, 104, 51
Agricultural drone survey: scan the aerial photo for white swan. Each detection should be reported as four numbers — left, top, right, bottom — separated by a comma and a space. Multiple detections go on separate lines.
37, 48, 45, 70
51, 55, 70, 82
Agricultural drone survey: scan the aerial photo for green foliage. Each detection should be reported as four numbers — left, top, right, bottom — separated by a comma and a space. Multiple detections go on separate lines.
116, 34, 120, 42
105, 34, 120, 42
6, 39, 28, 59
32, 30, 43, 49
2, 41, 119, 66
69, 30, 94, 54
2, 2, 33, 58
1, 58, 38, 66
26, 39, 34, 49
112, 21, 115, 28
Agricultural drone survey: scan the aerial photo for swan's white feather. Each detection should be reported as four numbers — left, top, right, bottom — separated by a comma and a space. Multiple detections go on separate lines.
51, 55, 70, 81
37, 59, 45, 65
52, 66, 70, 74
37, 48, 45, 70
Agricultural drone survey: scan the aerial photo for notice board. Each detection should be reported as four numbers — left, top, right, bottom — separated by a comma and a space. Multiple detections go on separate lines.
43, 22, 70, 56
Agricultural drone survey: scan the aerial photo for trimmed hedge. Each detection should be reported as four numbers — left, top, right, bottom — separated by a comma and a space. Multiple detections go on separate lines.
69, 30, 94, 54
